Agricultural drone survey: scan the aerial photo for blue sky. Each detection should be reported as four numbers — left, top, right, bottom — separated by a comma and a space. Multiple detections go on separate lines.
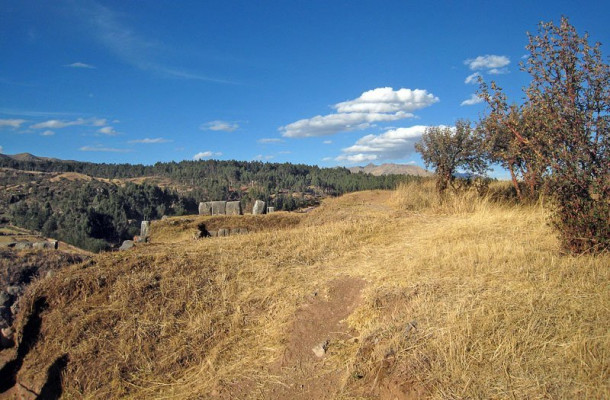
1, 1, 608, 172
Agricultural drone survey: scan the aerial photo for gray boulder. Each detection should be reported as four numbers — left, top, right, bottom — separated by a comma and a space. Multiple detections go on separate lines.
239, 228, 249, 235
14, 242, 33, 249
267, 207, 275, 213
208, 230, 217, 237
119, 240, 134, 251
226, 201, 243, 215
218, 228, 229, 237
199, 202, 212, 215
252, 200, 266, 215
211, 201, 227, 215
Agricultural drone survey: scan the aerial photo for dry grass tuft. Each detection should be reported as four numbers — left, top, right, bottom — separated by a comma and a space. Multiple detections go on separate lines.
7, 182, 609, 398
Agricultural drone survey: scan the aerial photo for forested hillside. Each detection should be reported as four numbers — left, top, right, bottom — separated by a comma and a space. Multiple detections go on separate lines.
0, 156, 417, 251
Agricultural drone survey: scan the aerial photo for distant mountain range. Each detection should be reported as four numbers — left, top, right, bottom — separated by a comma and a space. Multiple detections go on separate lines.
348, 163, 432, 177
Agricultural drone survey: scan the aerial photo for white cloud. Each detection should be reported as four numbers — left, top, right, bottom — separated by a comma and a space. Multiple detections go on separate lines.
334, 88, 439, 114
79, 145, 131, 152
278, 150, 292, 154
41, 130, 55, 136
488, 68, 509, 75
193, 151, 222, 160
464, 55, 510, 70
281, 111, 412, 138
200, 120, 239, 132
335, 153, 378, 163
0, 119, 27, 129
258, 138, 283, 143
98, 126, 119, 135
464, 72, 481, 84
323, 140, 333, 144
128, 137, 171, 144
66, 62, 95, 69
31, 117, 107, 129
254, 154, 274, 160
280, 87, 438, 138
336, 125, 428, 163
461, 94, 483, 106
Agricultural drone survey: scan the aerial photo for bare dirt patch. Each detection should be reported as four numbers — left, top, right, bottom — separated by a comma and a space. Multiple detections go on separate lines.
266, 276, 367, 399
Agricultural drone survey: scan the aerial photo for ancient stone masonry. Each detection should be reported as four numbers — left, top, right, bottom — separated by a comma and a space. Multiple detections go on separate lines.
253, 200, 266, 215
226, 201, 242, 215
199, 202, 212, 215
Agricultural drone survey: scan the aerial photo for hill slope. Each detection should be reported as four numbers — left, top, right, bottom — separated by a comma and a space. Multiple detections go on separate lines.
348, 163, 432, 177
1, 183, 608, 399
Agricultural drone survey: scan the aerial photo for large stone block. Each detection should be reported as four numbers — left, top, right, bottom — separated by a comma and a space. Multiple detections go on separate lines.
267, 207, 275, 213
252, 200, 266, 215
226, 201, 242, 215
198, 202, 212, 215
211, 201, 227, 215
140, 221, 150, 238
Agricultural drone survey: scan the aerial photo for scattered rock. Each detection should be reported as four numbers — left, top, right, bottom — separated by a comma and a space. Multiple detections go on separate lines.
253, 200, 266, 215
226, 201, 243, 215
239, 228, 248, 235
161, 215, 168, 220
0, 291, 9, 306
119, 240, 134, 251
218, 228, 229, 237
14, 242, 33, 250
6, 286, 21, 296
312, 339, 330, 358
0, 326, 15, 348
208, 230, 217, 237
10, 300, 19, 316
267, 206, 275, 213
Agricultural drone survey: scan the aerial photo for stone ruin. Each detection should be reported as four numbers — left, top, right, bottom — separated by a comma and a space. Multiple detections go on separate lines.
199, 200, 269, 215
192, 223, 249, 239
252, 200, 266, 215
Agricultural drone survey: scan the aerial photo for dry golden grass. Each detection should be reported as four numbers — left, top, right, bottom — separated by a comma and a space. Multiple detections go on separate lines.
10, 183, 610, 399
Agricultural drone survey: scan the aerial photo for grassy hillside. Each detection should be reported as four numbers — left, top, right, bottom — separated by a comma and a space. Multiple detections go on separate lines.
2, 182, 608, 399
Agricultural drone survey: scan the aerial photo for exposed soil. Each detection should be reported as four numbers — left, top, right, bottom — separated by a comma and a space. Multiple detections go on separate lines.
266, 276, 367, 399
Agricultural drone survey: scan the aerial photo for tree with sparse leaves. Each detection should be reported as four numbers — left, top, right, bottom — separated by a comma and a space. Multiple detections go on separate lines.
478, 17, 609, 253
415, 120, 488, 194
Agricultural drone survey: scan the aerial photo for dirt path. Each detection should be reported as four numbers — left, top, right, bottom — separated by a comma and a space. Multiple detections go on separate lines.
265, 276, 367, 399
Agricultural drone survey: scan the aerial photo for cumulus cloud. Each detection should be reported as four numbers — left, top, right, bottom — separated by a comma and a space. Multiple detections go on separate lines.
79, 145, 131, 152
258, 138, 283, 143
128, 137, 171, 144
280, 87, 438, 138
461, 94, 483, 106
41, 130, 55, 136
200, 120, 239, 132
193, 151, 222, 160
464, 72, 481, 84
336, 125, 428, 164
31, 117, 107, 129
464, 55, 510, 70
98, 126, 118, 135
0, 119, 27, 129
323, 140, 332, 144
66, 62, 95, 69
